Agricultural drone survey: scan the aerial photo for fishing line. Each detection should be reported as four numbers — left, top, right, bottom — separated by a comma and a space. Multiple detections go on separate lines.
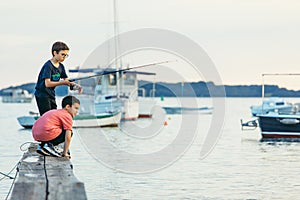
4, 166, 19, 200
0, 172, 14, 180
1, 141, 42, 199
1, 158, 21, 199
0, 141, 34, 181
0, 159, 21, 182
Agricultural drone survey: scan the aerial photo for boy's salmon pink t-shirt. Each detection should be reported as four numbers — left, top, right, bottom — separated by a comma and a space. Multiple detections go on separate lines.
32, 109, 73, 142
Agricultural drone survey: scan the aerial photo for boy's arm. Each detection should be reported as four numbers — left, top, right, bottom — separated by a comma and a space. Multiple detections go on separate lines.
45, 78, 71, 87
63, 130, 72, 158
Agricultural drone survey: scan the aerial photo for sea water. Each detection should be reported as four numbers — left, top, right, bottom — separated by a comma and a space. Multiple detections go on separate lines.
1, 97, 300, 200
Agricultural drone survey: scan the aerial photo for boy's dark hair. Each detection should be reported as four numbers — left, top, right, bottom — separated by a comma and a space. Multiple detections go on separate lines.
62, 95, 80, 108
52, 41, 69, 56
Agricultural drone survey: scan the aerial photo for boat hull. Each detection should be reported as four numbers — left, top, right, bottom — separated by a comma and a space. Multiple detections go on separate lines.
17, 112, 121, 129
258, 114, 300, 138
138, 98, 156, 118
73, 112, 121, 128
17, 116, 39, 129
162, 106, 213, 115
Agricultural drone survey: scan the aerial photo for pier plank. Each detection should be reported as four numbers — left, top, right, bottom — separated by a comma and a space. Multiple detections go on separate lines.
45, 156, 87, 200
10, 144, 87, 200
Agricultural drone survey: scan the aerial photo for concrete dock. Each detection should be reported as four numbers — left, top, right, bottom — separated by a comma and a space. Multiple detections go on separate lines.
10, 144, 87, 200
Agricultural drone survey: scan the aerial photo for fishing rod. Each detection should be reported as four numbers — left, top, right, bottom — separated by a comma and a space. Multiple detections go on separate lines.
69, 60, 175, 82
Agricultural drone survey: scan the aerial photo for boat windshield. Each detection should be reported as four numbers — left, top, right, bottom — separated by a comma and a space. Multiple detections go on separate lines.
109, 74, 117, 85
123, 73, 135, 85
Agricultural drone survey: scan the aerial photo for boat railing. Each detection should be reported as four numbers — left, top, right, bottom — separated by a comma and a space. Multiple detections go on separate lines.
138, 88, 146, 97
149, 89, 156, 98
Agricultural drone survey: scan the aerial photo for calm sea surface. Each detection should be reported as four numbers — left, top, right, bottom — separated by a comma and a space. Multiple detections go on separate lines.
1, 97, 300, 200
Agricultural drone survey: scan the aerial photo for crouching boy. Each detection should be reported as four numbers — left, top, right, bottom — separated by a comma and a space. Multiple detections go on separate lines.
32, 95, 80, 158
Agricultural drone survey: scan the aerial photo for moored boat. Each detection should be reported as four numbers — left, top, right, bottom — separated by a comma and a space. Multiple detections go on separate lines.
17, 111, 121, 129
73, 111, 121, 128
257, 112, 300, 138
162, 106, 213, 115
2, 89, 33, 103
241, 73, 300, 140
71, 68, 157, 121
17, 115, 39, 129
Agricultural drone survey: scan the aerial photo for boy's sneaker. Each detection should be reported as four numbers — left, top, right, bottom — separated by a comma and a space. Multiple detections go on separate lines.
42, 143, 61, 157
53, 145, 63, 154
36, 144, 50, 156
53, 145, 71, 157
57, 147, 71, 157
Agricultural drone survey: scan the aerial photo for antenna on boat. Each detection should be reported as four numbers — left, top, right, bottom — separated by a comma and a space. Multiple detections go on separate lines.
262, 73, 300, 98
261, 73, 300, 113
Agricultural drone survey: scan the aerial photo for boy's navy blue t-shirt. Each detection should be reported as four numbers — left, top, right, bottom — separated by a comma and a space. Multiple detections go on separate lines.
34, 60, 68, 99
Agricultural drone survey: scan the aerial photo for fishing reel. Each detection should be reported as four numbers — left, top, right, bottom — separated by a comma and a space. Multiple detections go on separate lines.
70, 83, 81, 91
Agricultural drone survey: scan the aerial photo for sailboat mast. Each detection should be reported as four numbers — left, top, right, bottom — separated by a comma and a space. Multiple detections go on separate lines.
113, 0, 122, 98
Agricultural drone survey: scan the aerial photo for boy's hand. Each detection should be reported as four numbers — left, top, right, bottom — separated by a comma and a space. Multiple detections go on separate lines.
74, 83, 83, 94
70, 83, 83, 94
62, 153, 71, 159
78, 85, 83, 94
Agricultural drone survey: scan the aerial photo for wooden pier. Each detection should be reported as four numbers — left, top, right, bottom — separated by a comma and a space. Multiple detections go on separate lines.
10, 144, 87, 200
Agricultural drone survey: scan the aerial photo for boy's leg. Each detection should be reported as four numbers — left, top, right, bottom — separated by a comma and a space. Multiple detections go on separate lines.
46, 130, 73, 157
42, 131, 67, 157
35, 96, 57, 116
47, 130, 73, 146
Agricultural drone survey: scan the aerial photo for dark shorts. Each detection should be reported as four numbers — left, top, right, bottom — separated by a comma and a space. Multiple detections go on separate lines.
35, 96, 57, 116
41, 130, 73, 146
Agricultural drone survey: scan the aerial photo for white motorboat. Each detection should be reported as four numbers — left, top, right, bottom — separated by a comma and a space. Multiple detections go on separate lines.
93, 70, 140, 120
2, 89, 33, 103
70, 68, 157, 121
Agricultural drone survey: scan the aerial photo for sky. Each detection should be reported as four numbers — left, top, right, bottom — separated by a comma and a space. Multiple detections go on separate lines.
1, 0, 300, 90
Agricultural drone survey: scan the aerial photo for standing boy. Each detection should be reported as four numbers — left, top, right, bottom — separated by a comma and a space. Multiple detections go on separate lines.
34, 41, 82, 116
32, 95, 80, 158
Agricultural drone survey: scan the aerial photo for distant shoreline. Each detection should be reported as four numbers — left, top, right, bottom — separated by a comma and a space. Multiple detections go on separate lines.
1, 81, 300, 97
